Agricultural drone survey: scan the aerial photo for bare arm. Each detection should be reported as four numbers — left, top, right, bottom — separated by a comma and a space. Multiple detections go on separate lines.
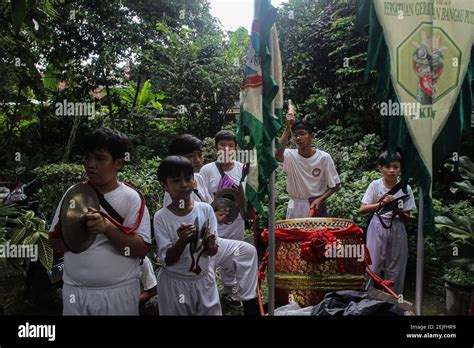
276, 110, 296, 162
395, 209, 411, 224
85, 208, 150, 258
164, 224, 195, 266
165, 239, 189, 266
310, 184, 340, 210
359, 203, 380, 215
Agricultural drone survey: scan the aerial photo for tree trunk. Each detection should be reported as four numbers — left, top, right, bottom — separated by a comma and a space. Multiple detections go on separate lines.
62, 116, 81, 162
132, 75, 142, 108
105, 83, 113, 117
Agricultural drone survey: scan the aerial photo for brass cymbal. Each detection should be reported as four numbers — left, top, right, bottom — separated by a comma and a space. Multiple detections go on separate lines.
212, 197, 239, 224
59, 183, 100, 253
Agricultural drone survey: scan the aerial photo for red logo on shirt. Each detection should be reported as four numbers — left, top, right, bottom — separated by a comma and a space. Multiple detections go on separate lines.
312, 168, 321, 177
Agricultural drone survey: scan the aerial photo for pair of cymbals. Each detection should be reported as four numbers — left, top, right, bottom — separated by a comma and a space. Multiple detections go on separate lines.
211, 188, 240, 224
59, 183, 99, 253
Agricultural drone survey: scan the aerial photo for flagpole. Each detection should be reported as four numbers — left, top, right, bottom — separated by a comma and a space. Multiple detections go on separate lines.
268, 19, 276, 317
415, 188, 424, 315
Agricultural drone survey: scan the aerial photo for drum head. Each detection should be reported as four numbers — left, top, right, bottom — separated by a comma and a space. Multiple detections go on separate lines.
59, 183, 100, 253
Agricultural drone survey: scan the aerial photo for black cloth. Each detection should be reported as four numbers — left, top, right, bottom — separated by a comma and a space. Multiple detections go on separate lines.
311, 290, 406, 316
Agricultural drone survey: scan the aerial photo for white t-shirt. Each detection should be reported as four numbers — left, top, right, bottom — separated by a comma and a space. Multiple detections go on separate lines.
50, 182, 151, 288
139, 256, 157, 291
163, 173, 212, 206
199, 161, 245, 240
361, 178, 417, 219
282, 149, 340, 199
153, 202, 218, 278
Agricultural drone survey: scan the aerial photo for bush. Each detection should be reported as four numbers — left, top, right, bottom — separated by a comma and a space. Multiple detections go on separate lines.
443, 267, 474, 285
33, 158, 164, 223
119, 156, 163, 215
202, 137, 217, 164
314, 131, 383, 176
327, 170, 380, 225
33, 163, 85, 221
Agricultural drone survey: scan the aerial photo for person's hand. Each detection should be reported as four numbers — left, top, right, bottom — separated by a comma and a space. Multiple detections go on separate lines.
203, 234, 216, 250
286, 108, 296, 127
85, 207, 111, 234
381, 194, 395, 205
177, 224, 196, 243
310, 197, 323, 211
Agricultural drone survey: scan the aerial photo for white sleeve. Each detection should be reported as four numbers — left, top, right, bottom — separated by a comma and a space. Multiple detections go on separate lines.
163, 192, 171, 207
403, 186, 417, 212
49, 200, 62, 233
361, 181, 377, 205
281, 149, 293, 173
49, 186, 74, 232
123, 192, 151, 244
325, 155, 340, 188
154, 212, 174, 263
206, 204, 219, 238
199, 165, 212, 195
140, 256, 157, 291
195, 174, 212, 203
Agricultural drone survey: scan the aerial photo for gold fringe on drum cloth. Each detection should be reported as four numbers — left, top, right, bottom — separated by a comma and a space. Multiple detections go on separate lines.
274, 218, 366, 307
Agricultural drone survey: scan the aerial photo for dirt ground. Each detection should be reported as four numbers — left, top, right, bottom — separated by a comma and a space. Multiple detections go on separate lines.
0, 257, 448, 316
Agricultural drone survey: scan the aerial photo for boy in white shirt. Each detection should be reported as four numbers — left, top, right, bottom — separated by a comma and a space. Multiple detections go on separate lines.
200, 130, 252, 308
154, 156, 221, 315
49, 127, 151, 315
276, 113, 340, 219
164, 135, 259, 315
360, 151, 416, 295
200, 130, 245, 241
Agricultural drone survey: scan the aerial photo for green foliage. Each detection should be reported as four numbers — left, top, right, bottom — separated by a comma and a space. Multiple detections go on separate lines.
110, 80, 164, 112
275, 171, 290, 221
436, 214, 474, 271
33, 163, 85, 220
327, 170, 380, 225
0, 0, 242, 178
315, 129, 382, 177
443, 267, 474, 285
32, 159, 165, 220
202, 137, 217, 164
444, 156, 474, 201
277, 0, 380, 133
434, 155, 474, 282
120, 157, 163, 214
7, 211, 53, 272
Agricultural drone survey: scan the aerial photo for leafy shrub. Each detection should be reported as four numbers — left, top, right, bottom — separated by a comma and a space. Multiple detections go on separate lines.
7, 211, 53, 272
33, 158, 164, 222
327, 170, 380, 225
443, 267, 474, 285
119, 156, 163, 214
33, 163, 85, 221
202, 137, 217, 164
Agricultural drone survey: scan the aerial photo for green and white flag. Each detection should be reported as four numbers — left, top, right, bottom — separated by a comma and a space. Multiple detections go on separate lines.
358, 0, 474, 232
237, 0, 283, 213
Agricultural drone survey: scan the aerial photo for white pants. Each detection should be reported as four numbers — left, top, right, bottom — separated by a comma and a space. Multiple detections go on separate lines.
365, 217, 408, 295
211, 238, 258, 301
62, 279, 140, 315
218, 217, 245, 240
286, 197, 328, 219
157, 268, 222, 316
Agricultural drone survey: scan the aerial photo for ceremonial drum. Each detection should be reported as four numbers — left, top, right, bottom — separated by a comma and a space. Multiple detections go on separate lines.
274, 218, 366, 307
